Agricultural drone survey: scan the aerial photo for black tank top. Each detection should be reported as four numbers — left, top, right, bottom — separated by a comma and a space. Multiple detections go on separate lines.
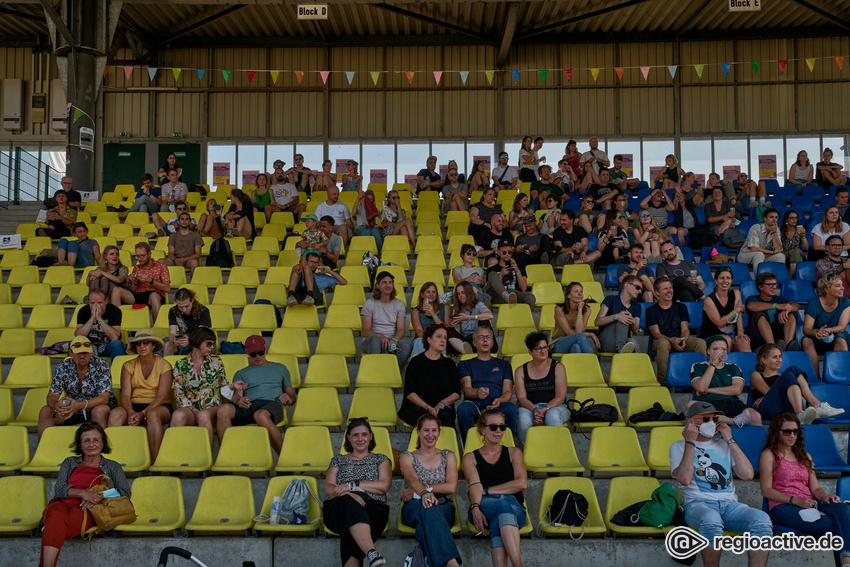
664, 166, 680, 183
700, 292, 735, 338
751, 372, 777, 404
473, 446, 524, 506
521, 360, 557, 405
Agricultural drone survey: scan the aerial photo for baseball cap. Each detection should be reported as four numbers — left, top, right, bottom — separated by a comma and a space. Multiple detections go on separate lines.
303, 213, 319, 222
70, 335, 93, 354
245, 335, 266, 354
273, 160, 285, 169
686, 401, 725, 419
375, 270, 394, 283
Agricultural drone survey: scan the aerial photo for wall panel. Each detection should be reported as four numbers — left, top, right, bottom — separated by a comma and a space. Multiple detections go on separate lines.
680, 86, 735, 134
442, 90, 495, 138
155, 92, 203, 138
269, 92, 324, 138
208, 92, 266, 138
504, 89, 560, 138
386, 91, 441, 138
104, 93, 150, 137
736, 84, 794, 132
797, 82, 850, 132
619, 87, 674, 135
330, 92, 384, 138
557, 88, 617, 138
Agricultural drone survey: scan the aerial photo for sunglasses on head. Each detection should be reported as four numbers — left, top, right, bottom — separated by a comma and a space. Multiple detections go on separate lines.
486, 424, 508, 431
640, 213, 650, 218
780, 428, 799, 436
248, 350, 266, 358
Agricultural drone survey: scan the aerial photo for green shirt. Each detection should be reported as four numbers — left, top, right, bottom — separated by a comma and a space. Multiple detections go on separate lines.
233, 362, 291, 402
531, 180, 564, 198
690, 361, 743, 403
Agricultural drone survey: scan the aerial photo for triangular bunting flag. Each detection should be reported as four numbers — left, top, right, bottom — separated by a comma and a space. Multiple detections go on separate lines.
345, 71, 355, 85
668, 65, 677, 79
590, 68, 600, 81
694, 64, 705, 78
72, 108, 84, 123
778, 60, 788, 74
640, 66, 650, 81
172, 68, 181, 81
721, 63, 731, 77
538, 69, 548, 83
614, 67, 624, 81
806, 58, 816, 72
246, 70, 256, 84
750, 61, 761, 74
433, 71, 443, 85
320, 71, 330, 85
294, 71, 304, 85
484, 70, 494, 84
563, 68, 573, 82
370, 71, 380, 85
123, 66, 132, 80
270, 71, 280, 84
459, 71, 469, 85
197, 69, 205, 81
148, 67, 157, 81
836, 56, 845, 70
511, 70, 520, 84
405, 70, 415, 85
221, 69, 231, 83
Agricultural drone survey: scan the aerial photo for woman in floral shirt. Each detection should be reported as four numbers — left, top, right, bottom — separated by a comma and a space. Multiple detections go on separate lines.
170, 326, 229, 445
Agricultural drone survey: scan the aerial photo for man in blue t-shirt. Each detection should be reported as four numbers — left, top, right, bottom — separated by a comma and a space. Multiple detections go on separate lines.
616, 243, 655, 302
646, 276, 706, 384
745, 272, 800, 350
456, 326, 518, 443
416, 156, 444, 193
594, 274, 643, 353
127, 173, 162, 214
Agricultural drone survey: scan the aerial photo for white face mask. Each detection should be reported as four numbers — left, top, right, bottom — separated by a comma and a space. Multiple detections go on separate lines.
699, 420, 717, 438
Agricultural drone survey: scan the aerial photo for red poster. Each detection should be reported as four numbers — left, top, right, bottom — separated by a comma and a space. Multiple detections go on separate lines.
242, 170, 259, 188
649, 166, 664, 183
404, 174, 418, 191
370, 169, 387, 183
722, 165, 741, 181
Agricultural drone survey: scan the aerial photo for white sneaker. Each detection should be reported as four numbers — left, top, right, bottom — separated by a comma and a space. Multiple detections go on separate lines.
798, 407, 818, 424
619, 341, 635, 354
733, 411, 752, 428
815, 403, 845, 418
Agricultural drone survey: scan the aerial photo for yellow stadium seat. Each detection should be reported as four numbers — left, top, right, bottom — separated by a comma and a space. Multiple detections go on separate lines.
220, 354, 249, 381
414, 235, 444, 254
55, 283, 88, 305
262, 223, 289, 242
376, 264, 407, 286
12, 387, 47, 426
276, 426, 333, 474
303, 354, 350, 388
0, 389, 13, 424
531, 281, 564, 305
416, 222, 441, 236
254, 283, 288, 307
22, 237, 53, 258
212, 426, 274, 473
560, 265, 594, 284
646, 426, 684, 474
111, 354, 136, 388
355, 354, 402, 388
0, 283, 11, 304
249, 237, 279, 258
411, 265, 446, 287
500, 327, 537, 357
185, 476, 255, 534
323, 304, 362, 333
446, 234, 473, 254
605, 477, 665, 536
114, 184, 136, 198
226, 237, 248, 257
240, 250, 272, 270
339, 265, 370, 288
107, 223, 134, 241
263, 266, 291, 286
7, 266, 40, 287
256, 476, 324, 534
149, 426, 213, 473
315, 328, 357, 357
105, 426, 151, 473
609, 353, 658, 388
167, 266, 187, 288
268, 211, 295, 229
558, 353, 606, 387
178, 283, 209, 303
381, 249, 409, 270
571, 387, 625, 427
42, 265, 76, 288
330, 285, 366, 307
404, 426, 461, 470
537, 304, 555, 333
123, 237, 152, 255
212, 284, 248, 307
0, 304, 23, 329
525, 264, 557, 286
264, 354, 302, 389
290, 387, 344, 426
579, 280, 605, 302
0, 249, 30, 270
154, 236, 169, 253
226, 328, 261, 345
114, 476, 185, 534
495, 304, 535, 331
191, 266, 223, 287
0, 328, 36, 357
0, 425, 30, 471
348, 387, 398, 427
207, 304, 235, 330
41, 328, 76, 353
268, 328, 311, 358
26, 305, 67, 331
537, 477, 607, 537
414, 209, 440, 227
339, 425, 395, 469
445, 222, 468, 239
463, 426, 515, 454
22, 425, 77, 473
587, 426, 649, 475
228, 268, 261, 291
282, 304, 320, 332
16, 283, 51, 307
523, 426, 584, 474
1, 355, 51, 388
347, 235, 378, 256
238, 303, 279, 331
0, 476, 46, 534
123, 212, 149, 228
15, 223, 41, 240
119, 305, 152, 333
625, 386, 683, 428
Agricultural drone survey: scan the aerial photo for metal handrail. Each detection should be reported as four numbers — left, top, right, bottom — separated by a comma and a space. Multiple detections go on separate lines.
0, 147, 63, 205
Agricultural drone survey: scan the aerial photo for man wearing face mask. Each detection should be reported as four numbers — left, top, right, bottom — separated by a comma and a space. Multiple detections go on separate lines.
670, 401, 773, 567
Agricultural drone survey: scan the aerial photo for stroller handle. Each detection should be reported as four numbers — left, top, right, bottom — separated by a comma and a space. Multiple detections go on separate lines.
157, 546, 209, 567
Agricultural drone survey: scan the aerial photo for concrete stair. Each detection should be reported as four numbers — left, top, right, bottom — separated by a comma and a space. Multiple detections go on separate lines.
0, 201, 43, 234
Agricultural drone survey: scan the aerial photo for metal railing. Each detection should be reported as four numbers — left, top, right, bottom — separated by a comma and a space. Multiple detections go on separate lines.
0, 147, 63, 205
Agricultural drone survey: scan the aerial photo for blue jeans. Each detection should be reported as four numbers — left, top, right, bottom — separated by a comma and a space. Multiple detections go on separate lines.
755, 366, 806, 420
100, 339, 126, 358
470, 494, 526, 548
401, 499, 461, 567
684, 499, 773, 542
550, 334, 595, 354
517, 403, 570, 445
354, 227, 383, 253
770, 502, 850, 563
457, 400, 518, 446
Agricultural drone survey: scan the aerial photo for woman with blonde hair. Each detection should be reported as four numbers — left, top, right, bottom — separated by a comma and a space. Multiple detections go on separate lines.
380, 189, 416, 249
87, 244, 128, 300
410, 282, 451, 356
633, 208, 671, 263
550, 282, 598, 353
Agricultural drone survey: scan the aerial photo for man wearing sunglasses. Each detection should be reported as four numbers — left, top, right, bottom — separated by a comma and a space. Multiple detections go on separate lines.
151, 200, 195, 237
670, 401, 772, 567
486, 240, 535, 306
216, 335, 296, 454
595, 274, 642, 353
491, 152, 519, 192
745, 272, 800, 351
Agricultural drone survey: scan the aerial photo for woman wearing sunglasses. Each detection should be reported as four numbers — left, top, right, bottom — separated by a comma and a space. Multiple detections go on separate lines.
463, 408, 527, 567
633, 207, 670, 263
760, 413, 850, 566
515, 332, 569, 445
380, 189, 416, 250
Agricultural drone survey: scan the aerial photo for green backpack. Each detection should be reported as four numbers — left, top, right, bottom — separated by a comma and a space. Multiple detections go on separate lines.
638, 483, 679, 528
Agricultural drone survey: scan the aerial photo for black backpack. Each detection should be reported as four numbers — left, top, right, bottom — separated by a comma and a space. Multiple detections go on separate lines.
539, 489, 589, 539
206, 237, 234, 268
567, 398, 619, 425
687, 224, 715, 250
627, 402, 685, 425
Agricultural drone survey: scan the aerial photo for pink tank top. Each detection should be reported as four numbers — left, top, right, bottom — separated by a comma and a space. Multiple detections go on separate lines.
768, 455, 813, 510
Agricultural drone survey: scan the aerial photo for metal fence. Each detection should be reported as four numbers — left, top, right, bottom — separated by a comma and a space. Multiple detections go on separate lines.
0, 147, 63, 204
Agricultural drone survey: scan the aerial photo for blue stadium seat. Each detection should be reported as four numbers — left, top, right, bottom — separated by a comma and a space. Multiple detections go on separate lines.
696, 263, 713, 284
680, 248, 695, 263
793, 262, 816, 284
807, 384, 850, 425
731, 426, 767, 474
837, 477, 850, 501
739, 280, 758, 301
804, 425, 850, 473
683, 301, 703, 331
821, 195, 837, 208
665, 352, 705, 388
604, 265, 622, 289
779, 351, 819, 382
756, 262, 790, 281
718, 263, 752, 285
771, 185, 794, 206
781, 280, 816, 305
737, 219, 757, 235
694, 208, 706, 225
791, 195, 814, 213
807, 186, 825, 205
726, 352, 757, 387
823, 351, 850, 385
759, 179, 779, 197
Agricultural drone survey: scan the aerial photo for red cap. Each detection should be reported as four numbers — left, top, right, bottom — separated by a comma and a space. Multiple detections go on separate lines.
245, 335, 266, 353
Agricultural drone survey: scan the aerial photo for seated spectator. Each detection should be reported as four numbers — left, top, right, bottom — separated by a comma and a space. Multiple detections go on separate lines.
159, 168, 188, 212
515, 331, 569, 445
575, 161, 598, 196
341, 159, 362, 192
266, 166, 306, 222
595, 211, 630, 267
837, 187, 850, 224
37, 337, 114, 438
452, 244, 486, 301
126, 173, 161, 214
317, 215, 343, 270
251, 173, 271, 212
108, 330, 173, 462
787, 150, 813, 194
507, 193, 532, 236
42, 175, 81, 210
163, 212, 204, 275
86, 244, 127, 300
552, 209, 600, 266
811, 205, 850, 261
701, 266, 750, 352
151, 200, 194, 237
398, 325, 462, 428
575, 194, 599, 234
476, 213, 511, 262
361, 271, 412, 368
656, 241, 705, 301
646, 277, 708, 384
291, 154, 313, 196
537, 195, 560, 236
802, 274, 850, 378
515, 215, 552, 269
39, 190, 76, 238
530, 164, 563, 210
457, 326, 518, 442
780, 210, 809, 273
640, 188, 675, 237
491, 151, 520, 193
222, 189, 256, 239
380, 189, 416, 250
75, 288, 125, 359
171, 326, 229, 445
585, 168, 619, 211
197, 198, 224, 239
732, 172, 768, 211
552, 158, 577, 192
608, 154, 639, 189
617, 244, 655, 302
113, 242, 170, 322
447, 281, 493, 353
562, 140, 581, 180
410, 282, 452, 357
750, 344, 843, 424
745, 272, 800, 351
687, 336, 762, 427
352, 189, 383, 251
669, 173, 701, 245
216, 335, 296, 454
295, 213, 329, 258
441, 167, 469, 213
550, 282, 599, 354
594, 275, 642, 354
737, 207, 785, 271
165, 287, 212, 356
287, 250, 346, 307
815, 235, 850, 297
57, 222, 99, 268
486, 240, 534, 306
670, 402, 771, 567
816, 147, 848, 189
417, 155, 445, 192
654, 154, 685, 190
703, 187, 737, 243
313, 159, 337, 192
468, 187, 503, 242
468, 159, 489, 193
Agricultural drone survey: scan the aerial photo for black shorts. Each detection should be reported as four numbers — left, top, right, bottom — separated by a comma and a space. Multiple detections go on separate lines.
133, 290, 165, 305
708, 397, 748, 419
131, 402, 174, 417
232, 399, 284, 425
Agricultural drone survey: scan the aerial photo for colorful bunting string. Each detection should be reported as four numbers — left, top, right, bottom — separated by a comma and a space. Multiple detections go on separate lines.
270, 70, 279, 84
459, 71, 469, 85
640, 66, 650, 81
433, 71, 443, 85
197, 69, 205, 81
511, 70, 520, 84
345, 71, 355, 85
148, 67, 157, 81
370, 71, 380, 86
294, 71, 304, 85
123, 66, 132, 80
404, 70, 415, 85
749, 61, 760, 74
694, 64, 705, 79
614, 67, 624, 81
172, 68, 181, 81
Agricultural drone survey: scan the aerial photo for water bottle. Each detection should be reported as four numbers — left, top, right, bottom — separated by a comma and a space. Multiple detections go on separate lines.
270, 496, 281, 525
718, 353, 728, 363
60, 398, 72, 408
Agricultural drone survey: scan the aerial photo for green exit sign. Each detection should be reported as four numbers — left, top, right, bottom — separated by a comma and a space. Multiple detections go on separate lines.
119, 131, 129, 137
118, 151, 131, 157
172, 132, 182, 138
